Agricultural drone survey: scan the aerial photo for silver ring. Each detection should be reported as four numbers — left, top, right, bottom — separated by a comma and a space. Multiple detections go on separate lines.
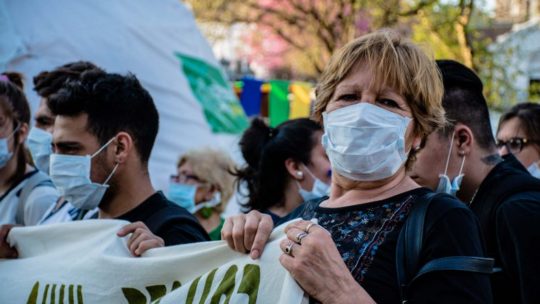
295, 232, 308, 244
284, 241, 294, 256
305, 222, 315, 233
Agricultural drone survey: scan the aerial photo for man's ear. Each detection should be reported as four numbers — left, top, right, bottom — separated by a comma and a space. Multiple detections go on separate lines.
453, 123, 474, 156
284, 158, 304, 181
113, 132, 133, 164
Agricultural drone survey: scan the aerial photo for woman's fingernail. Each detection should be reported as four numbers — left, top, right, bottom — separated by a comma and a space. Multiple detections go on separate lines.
250, 249, 260, 259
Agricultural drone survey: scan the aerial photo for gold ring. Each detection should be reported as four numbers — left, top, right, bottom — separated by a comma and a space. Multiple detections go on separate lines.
305, 222, 316, 233
295, 232, 308, 244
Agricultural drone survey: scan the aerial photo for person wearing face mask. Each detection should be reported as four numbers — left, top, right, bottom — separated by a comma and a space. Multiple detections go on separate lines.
28, 61, 106, 225
233, 117, 331, 224
411, 60, 540, 304
167, 148, 236, 240
0, 71, 209, 259
0, 72, 58, 229
497, 102, 540, 179
220, 31, 491, 303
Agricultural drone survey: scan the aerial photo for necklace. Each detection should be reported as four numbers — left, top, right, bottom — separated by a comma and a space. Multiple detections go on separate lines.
468, 188, 479, 206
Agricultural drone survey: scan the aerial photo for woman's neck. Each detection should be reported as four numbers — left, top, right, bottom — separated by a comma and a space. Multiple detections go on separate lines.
324, 167, 420, 207
0, 157, 24, 194
268, 180, 303, 217
195, 211, 222, 234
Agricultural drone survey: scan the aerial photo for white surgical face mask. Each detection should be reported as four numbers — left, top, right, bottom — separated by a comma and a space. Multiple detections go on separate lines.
296, 165, 330, 201
528, 161, 540, 179
27, 127, 53, 173
49, 138, 117, 210
0, 124, 20, 169
322, 102, 411, 181
435, 133, 466, 196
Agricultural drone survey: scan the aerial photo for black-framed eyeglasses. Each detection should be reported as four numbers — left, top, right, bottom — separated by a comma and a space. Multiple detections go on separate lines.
496, 137, 540, 154
170, 173, 204, 184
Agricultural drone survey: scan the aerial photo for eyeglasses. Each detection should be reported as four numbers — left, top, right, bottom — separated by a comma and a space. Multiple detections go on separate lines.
170, 173, 204, 184
496, 137, 540, 154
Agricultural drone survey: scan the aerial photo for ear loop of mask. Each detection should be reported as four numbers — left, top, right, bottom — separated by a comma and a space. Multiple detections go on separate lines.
90, 137, 118, 185
442, 132, 456, 176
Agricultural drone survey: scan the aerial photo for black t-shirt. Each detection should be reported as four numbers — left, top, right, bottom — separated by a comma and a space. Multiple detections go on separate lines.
116, 191, 209, 245
281, 188, 492, 304
470, 154, 540, 304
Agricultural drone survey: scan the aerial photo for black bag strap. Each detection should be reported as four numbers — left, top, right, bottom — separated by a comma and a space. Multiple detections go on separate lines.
396, 192, 494, 303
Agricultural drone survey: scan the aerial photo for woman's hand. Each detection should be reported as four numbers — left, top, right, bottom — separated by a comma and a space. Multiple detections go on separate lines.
279, 220, 375, 304
221, 210, 274, 259
117, 221, 164, 257
0, 225, 18, 259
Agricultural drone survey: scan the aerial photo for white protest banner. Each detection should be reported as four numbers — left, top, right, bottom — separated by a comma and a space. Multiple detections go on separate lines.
0, 220, 305, 304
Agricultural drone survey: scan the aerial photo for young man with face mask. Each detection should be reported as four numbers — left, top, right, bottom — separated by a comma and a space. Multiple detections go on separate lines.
0, 71, 209, 259
410, 60, 540, 304
29, 61, 106, 224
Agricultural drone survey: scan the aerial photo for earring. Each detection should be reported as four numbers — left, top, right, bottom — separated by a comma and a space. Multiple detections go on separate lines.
458, 150, 466, 156
296, 171, 304, 179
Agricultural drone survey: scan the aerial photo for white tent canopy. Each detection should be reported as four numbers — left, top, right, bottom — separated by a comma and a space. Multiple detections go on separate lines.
1, 0, 246, 198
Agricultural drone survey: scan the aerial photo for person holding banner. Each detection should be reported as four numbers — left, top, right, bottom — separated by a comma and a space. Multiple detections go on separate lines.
44, 71, 209, 254
235, 117, 331, 223
222, 31, 492, 303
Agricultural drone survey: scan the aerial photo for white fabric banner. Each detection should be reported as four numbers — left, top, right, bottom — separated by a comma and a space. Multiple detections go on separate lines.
0, 220, 305, 304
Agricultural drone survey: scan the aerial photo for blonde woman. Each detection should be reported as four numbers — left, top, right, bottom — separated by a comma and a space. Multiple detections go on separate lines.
221, 31, 491, 303
168, 148, 236, 240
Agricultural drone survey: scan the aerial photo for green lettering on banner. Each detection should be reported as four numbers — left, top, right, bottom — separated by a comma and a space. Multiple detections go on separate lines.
146, 285, 167, 302
237, 264, 261, 304
210, 265, 237, 304
42, 284, 50, 304
121, 288, 146, 304
68, 285, 74, 304
186, 277, 200, 304
59, 284, 65, 304
26, 282, 83, 304
199, 268, 217, 303
26, 282, 39, 304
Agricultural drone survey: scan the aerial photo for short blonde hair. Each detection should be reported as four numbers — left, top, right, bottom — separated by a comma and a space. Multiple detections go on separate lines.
314, 30, 446, 139
178, 148, 236, 213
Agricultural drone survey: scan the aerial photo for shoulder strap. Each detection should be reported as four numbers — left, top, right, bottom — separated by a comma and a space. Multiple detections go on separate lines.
16, 171, 54, 225
396, 192, 494, 303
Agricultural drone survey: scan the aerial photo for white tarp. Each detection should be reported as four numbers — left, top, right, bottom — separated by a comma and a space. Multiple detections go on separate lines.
0, 220, 305, 303
0, 0, 247, 193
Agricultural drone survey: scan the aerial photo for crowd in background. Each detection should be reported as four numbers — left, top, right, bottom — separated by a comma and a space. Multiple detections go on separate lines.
1, 30, 540, 303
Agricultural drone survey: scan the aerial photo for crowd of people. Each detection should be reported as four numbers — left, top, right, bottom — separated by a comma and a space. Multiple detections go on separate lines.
1, 30, 539, 303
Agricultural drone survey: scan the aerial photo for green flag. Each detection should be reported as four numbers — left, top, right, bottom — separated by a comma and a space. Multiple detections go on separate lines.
268, 80, 290, 127
175, 53, 248, 134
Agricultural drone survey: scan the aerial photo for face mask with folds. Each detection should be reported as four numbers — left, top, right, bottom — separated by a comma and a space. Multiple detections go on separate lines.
49, 137, 118, 210
322, 102, 411, 181
168, 182, 221, 215
435, 133, 466, 196
296, 165, 331, 202
0, 124, 20, 169
27, 127, 53, 173
528, 161, 540, 179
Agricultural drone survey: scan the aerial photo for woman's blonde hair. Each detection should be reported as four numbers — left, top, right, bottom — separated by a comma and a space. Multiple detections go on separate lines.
314, 30, 446, 140
178, 148, 236, 213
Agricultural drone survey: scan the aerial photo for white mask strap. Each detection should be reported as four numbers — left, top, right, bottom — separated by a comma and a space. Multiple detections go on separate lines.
458, 155, 466, 176
443, 132, 456, 175
91, 137, 116, 158
103, 162, 119, 185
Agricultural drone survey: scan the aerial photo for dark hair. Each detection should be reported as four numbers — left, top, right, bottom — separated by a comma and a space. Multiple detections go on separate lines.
498, 102, 540, 144
33, 61, 104, 98
436, 60, 496, 150
47, 72, 159, 164
235, 118, 322, 211
0, 72, 31, 183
